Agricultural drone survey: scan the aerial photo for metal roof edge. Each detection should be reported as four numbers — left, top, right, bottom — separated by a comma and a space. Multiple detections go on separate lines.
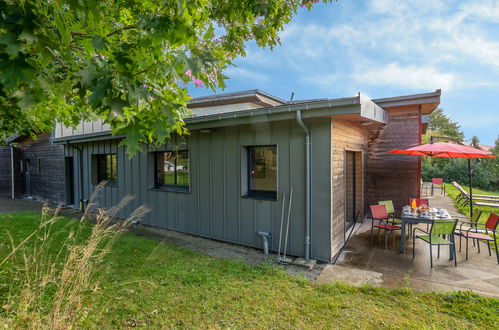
373, 89, 441, 107
185, 95, 361, 125
52, 131, 124, 144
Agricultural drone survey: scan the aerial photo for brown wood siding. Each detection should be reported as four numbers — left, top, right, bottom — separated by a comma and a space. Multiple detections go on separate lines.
331, 119, 367, 257
367, 106, 421, 216
15, 133, 66, 203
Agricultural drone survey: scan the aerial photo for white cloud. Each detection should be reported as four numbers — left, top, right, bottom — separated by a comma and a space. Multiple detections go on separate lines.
355, 63, 457, 91
460, 0, 499, 23
224, 66, 270, 83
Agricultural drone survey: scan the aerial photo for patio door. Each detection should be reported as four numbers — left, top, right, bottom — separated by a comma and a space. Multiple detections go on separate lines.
23, 159, 31, 196
65, 157, 75, 206
345, 151, 361, 231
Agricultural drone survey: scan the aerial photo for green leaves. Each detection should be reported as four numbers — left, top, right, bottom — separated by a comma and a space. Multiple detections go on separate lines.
0, 0, 330, 155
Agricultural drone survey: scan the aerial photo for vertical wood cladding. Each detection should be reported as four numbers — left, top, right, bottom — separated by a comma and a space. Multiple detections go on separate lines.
15, 133, 66, 203
367, 106, 421, 216
0, 147, 11, 197
65, 119, 333, 261
331, 119, 367, 258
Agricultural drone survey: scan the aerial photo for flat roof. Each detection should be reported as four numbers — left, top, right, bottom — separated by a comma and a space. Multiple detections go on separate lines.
373, 89, 441, 115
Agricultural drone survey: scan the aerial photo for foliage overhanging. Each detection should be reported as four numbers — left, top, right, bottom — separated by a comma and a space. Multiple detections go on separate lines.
0, 0, 331, 155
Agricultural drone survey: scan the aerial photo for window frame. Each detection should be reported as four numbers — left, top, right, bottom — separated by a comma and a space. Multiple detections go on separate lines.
95, 153, 117, 184
154, 150, 190, 192
245, 145, 278, 200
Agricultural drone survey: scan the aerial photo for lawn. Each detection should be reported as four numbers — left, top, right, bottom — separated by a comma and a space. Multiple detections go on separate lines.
445, 184, 498, 221
1, 212, 498, 328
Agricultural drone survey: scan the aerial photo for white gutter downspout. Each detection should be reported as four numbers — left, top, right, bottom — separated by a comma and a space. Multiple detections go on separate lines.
10, 145, 14, 199
295, 110, 311, 260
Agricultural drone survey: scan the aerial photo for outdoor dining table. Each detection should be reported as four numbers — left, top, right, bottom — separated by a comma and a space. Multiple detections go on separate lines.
399, 210, 455, 259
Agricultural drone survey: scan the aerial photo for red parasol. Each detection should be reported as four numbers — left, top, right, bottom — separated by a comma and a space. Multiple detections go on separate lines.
387, 142, 495, 218
388, 142, 495, 159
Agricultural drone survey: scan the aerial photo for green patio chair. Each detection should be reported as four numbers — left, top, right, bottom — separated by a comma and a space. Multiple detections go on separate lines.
413, 220, 458, 268
455, 208, 482, 252
379, 200, 411, 238
378, 200, 400, 223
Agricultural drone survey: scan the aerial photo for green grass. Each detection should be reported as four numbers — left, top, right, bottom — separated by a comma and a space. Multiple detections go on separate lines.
445, 184, 498, 221
1, 212, 498, 328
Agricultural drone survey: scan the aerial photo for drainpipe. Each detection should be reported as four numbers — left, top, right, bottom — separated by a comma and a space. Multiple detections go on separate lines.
295, 110, 311, 260
10, 145, 14, 199
258, 231, 271, 255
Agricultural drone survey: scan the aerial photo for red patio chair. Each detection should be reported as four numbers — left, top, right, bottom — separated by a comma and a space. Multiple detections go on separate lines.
431, 178, 445, 195
408, 198, 430, 207
370, 204, 401, 249
455, 213, 499, 264
408, 198, 430, 230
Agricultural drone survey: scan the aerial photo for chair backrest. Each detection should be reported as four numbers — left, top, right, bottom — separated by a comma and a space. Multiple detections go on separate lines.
370, 204, 388, 219
432, 178, 443, 185
485, 213, 499, 230
453, 182, 468, 196
470, 208, 482, 224
431, 220, 457, 236
408, 198, 430, 207
378, 200, 395, 214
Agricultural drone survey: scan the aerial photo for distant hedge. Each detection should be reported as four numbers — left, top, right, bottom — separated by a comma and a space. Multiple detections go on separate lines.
422, 157, 498, 191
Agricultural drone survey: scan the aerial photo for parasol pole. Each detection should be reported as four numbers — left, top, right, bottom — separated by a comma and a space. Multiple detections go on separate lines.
468, 159, 473, 218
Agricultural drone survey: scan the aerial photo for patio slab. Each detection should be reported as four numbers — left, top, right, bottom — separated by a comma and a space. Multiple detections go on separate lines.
317, 195, 499, 298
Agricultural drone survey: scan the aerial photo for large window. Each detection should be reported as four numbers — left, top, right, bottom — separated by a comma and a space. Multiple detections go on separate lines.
96, 154, 117, 183
247, 145, 277, 199
155, 150, 189, 191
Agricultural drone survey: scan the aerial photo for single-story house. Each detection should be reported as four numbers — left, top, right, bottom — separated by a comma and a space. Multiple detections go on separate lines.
46, 89, 440, 261
0, 89, 440, 261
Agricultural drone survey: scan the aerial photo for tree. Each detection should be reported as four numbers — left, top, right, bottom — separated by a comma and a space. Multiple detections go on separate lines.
492, 135, 499, 155
425, 108, 464, 142
470, 135, 480, 149
0, 0, 329, 155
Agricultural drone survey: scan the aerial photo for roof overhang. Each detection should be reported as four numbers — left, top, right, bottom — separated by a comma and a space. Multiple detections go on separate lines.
184, 94, 386, 130
5, 133, 22, 143
373, 89, 441, 115
52, 94, 387, 143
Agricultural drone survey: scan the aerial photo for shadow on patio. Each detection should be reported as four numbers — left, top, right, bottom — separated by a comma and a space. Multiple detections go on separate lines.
317, 195, 499, 298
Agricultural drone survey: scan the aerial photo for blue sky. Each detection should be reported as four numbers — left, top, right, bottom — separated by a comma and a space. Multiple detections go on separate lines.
189, 0, 499, 145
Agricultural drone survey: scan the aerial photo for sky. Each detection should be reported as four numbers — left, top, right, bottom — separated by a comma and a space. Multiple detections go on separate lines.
189, 0, 499, 145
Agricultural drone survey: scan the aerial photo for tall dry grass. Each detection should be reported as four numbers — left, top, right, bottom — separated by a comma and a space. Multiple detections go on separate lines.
0, 182, 149, 328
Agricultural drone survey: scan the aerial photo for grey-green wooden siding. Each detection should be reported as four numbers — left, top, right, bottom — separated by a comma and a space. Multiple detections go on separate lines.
64, 118, 333, 261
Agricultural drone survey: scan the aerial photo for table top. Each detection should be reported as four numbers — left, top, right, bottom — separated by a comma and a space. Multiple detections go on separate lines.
400, 208, 452, 222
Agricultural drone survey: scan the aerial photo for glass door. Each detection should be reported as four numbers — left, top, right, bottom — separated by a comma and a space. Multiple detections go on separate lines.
345, 151, 357, 231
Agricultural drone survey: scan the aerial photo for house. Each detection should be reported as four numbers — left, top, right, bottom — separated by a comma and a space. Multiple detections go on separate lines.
0, 132, 67, 203
49, 89, 441, 262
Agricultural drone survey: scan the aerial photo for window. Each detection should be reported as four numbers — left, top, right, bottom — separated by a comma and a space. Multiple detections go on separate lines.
96, 154, 117, 183
155, 150, 189, 191
246, 145, 277, 199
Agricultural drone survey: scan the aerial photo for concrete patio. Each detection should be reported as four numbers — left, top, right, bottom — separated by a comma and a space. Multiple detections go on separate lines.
317, 195, 499, 298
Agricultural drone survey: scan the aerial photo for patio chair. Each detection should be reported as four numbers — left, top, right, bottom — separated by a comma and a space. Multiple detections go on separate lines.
408, 198, 430, 207
369, 204, 401, 249
413, 220, 458, 268
431, 178, 445, 195
379, 200, 411, 238
455, 213, 499, 264
455, 208, 482, 251
408, 198, 430, 230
